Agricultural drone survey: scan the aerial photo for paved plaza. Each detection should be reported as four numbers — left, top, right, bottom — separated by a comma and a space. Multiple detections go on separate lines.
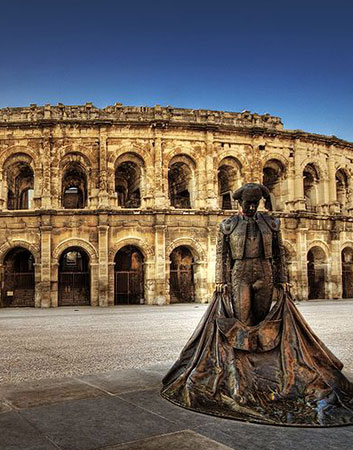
0, 300, 352, 449
0, 300, 353, 384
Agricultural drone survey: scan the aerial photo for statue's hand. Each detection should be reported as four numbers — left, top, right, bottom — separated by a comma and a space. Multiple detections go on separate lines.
216, 283, 228, 294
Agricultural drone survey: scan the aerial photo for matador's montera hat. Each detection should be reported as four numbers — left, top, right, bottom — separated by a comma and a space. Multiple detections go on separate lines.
232, 183, 273, 211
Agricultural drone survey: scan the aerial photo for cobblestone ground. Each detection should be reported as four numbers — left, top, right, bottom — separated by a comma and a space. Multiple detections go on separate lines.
0, 300, 352, 384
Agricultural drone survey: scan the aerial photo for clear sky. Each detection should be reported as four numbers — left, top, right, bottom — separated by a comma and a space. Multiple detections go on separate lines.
0, 0, 352, 141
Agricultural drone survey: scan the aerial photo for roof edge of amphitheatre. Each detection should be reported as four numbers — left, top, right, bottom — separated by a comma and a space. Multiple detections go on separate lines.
0, 103, 351, 147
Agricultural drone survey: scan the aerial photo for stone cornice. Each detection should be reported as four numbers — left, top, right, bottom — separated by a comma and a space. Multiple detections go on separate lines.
0, 103, 282, 129
0, 103, 351, 149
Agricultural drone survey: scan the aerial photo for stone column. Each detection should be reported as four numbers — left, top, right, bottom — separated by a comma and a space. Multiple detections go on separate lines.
143, 261, 156, 304
284, 156, 295, 211
295, 227, 308, 300
98, 218, 109, 306
40, 219, 52, 307
0, 169, 5, 210
328, 153, 340, 213
154, 131, 167, 208
98, 130, 109, 208
33, 166, 43, 209
205, 131, 218, 209
50, 262, 59, 307
154, 215, 166, 304
108, 261, 115, 306
207, 215, 219, 301
328, 238, 341, 299
41, 132, 52, 209
293, 144, 306, 210
90, 263, 99, 306
0, 263, 3, 306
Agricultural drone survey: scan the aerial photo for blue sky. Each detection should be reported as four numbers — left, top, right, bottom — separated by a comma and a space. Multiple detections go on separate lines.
0, 0, 352, 141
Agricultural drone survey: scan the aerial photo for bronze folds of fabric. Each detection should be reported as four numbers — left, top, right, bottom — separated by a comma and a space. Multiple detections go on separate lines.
161, 291, 353, 426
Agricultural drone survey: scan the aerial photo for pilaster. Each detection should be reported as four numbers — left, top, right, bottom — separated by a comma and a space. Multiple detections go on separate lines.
205, 131, 218, 209
98, 216, 109, 306
98, 129, 109, 207
154, 215, 167, 304
154, 131, 167, 208
40, 217, 52, 307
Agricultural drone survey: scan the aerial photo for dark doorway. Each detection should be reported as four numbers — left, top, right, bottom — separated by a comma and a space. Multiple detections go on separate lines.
2, 248, 35, 307
342, 248, 353, 298
169, 246, 195, 303
307, 247, 326, 299
114, 246, 144, 305
58, 247, 90, 306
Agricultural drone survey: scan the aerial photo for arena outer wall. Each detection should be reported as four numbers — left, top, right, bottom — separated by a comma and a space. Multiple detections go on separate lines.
0, 103, 352, 307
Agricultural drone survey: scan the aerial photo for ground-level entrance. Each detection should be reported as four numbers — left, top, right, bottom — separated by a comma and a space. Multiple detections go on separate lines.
1, 247, 35, 307
307, 247, 326, 299
169, 246, 195, 303
114, 245, 144, 305
58, 247, 90, 306
342, 247, 353, 298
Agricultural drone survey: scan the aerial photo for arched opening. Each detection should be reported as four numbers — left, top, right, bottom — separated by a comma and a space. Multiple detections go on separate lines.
263, 159, 285, 211
1, 248, 35, 307
217, 157, 241, 210
169, 246, 195, 303
168, 160, 193, 209
114, 245, 144, 304
336, 169, 350, 213
342, 247, 353, 298
115, 162, 141, 208
62, 163, 87, 209
303, 164, 320, 212
58, 247, 90, 306
6, 162, 34, 210
307, 247, 326, 299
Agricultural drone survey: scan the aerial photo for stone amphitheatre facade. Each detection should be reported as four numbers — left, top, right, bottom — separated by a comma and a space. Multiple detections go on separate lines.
0, 103, 352, 308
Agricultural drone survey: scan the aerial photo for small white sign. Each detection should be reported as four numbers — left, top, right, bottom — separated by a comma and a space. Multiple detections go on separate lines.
7, 291, 14, 296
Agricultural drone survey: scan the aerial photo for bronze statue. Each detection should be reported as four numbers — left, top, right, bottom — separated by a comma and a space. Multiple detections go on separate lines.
161, 183, 353, 426
215, 183, 287, 325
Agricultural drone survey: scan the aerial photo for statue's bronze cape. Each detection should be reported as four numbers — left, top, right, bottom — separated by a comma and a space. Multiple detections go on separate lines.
161, 290, 353, 426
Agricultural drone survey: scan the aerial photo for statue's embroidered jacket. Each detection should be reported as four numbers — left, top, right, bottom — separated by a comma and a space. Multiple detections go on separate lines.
215, 212, 287, 284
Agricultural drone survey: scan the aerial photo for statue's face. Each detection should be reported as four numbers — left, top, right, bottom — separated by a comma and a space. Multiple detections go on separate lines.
241, 199, 259, 217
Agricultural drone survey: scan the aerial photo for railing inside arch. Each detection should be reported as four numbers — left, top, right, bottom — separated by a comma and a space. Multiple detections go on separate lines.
114, 270, 144, 305
58, 272, 90, 306
2, 272, 35, 307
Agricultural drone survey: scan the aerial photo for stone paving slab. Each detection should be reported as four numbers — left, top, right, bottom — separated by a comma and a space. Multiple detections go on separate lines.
0, 411, 59, 450
194, 420, 353, 450
119, 388, 225, 428
0, 368, 352, 450
102, 430, 233, 449
0, 400, 12, 413
20, 395, 182, 450
0, 377, 106, 409
78, 368, 164, 395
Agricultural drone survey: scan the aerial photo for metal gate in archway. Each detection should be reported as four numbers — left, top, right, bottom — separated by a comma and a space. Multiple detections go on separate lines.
307, 248, 326, 300
114, 246, 144, 305
169, 246, 195, 303
58, 248, 90, 306
1, 248, 35, 307
342, 248, 353, 298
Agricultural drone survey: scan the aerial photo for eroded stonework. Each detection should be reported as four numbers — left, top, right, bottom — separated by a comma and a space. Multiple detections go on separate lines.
0, 103, 352, 307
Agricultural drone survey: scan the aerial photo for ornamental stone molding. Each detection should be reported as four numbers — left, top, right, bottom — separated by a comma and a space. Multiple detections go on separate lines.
52, 238, 99, 263
0, 239, 40, 264
166, 237, 207, 263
